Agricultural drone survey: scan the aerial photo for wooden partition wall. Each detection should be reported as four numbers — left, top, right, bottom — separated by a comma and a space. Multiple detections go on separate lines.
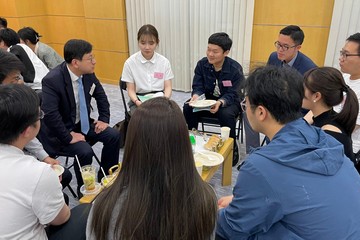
0, 0, 129, 85
250, 0, 335, 70
1, 0, 336, 82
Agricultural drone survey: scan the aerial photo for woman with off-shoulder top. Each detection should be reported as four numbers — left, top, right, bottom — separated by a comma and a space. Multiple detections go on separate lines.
303, 67, 359, 172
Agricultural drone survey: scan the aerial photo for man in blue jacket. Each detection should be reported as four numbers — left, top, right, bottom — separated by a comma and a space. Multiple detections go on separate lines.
183, 32, 244, 165
245, 25, 317, 153
216, 66, 360, 239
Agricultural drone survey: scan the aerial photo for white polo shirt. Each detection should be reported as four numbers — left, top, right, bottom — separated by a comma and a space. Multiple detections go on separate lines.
10, 44, 49, 90
121, 51, 174, 94
0, 144, 65, 239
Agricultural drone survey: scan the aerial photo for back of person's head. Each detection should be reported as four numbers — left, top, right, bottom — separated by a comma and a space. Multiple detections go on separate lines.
346, 33, 360, 53
91, 97, 217, 240
280, 25, 304, 45
0, 28, 20, 47
137, 24, 159, 44
246, 65, 304, 124
0, 17, 7, 29
304, 67, 358, 134
0, 50, 25, 84
208, 32, 232, 52
64, 39, 92, 63
18, 27, 41, 45
0, 84, 39, 144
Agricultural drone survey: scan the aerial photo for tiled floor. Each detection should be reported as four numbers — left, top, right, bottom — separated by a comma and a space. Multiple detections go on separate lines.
62, 83, 247, 208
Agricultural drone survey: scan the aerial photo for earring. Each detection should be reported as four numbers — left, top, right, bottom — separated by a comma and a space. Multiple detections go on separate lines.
313, 100, 316, 103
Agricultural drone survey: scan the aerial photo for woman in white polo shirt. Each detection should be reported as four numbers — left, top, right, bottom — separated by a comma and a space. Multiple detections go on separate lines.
121, 24, 174, 112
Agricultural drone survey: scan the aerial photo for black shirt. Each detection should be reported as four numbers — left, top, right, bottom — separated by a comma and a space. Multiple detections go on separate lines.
313, 109, 355, 163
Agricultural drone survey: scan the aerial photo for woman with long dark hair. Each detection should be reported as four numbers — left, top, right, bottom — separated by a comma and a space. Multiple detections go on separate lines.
302, 67, 359, 167
86, 97, 217, 239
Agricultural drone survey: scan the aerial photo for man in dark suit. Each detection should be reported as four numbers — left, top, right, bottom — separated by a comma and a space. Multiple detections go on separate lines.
244, 25, 317, 155
40, 39, 120, 193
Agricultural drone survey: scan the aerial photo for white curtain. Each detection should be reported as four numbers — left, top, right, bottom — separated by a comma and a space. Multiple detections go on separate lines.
325, 0, 360, 68
125, 0, 254, 91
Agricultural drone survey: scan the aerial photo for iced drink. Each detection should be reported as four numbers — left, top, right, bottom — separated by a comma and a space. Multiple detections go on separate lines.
81, 165, 96, 191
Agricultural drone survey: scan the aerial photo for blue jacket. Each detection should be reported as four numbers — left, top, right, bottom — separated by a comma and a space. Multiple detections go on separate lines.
217, 119, 360, 239
191, 57, 244, 106
267, 51, 316, 75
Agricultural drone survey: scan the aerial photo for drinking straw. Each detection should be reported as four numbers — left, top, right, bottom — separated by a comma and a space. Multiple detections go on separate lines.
100, 166, 108, 181
75, 155, 82, 173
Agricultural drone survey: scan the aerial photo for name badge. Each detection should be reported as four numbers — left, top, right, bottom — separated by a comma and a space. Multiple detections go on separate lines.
89, 83, 96, 95
154, 72, 164, 79
223, 80, 232, 87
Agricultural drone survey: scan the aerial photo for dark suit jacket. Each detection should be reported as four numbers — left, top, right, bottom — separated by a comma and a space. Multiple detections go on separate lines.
41, 62, 110, 148
267, 51, 317, 75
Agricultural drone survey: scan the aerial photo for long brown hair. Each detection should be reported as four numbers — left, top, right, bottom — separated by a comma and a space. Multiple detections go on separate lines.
304, 67, 359, 135
90, 97, 217, 239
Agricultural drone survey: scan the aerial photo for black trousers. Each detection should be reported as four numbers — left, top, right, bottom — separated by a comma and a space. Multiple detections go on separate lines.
183, 100, 241, 139
46, 203, 91, 240
58, 124, 121, 189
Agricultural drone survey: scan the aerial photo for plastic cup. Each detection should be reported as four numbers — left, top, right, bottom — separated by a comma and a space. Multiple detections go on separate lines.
221, 127, 230, 141
195, 160, 203, 176
101, 175, 115, 187
81, 165, 96, 191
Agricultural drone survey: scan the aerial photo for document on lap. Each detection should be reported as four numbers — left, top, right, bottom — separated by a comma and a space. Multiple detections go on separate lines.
137, 92, 164, 102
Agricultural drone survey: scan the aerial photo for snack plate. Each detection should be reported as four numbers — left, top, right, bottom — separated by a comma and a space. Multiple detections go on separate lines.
189, 100, 217, 108
194, 150, 224, 166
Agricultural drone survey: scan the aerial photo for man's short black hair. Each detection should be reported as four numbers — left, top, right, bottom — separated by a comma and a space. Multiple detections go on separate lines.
346, 33, 360, 53
0, 17, 7, 28
280, 25, 304, 45
64, 39, 92, 63
245, 65, 304, 124
0, 50, 25, 83
208, 32, 232, 52
0, 28, 20, 47
0, 84, 39, 144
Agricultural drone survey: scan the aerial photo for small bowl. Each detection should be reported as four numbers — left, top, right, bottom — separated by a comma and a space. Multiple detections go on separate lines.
53, 165, 64, 176
80, 182, 102, 195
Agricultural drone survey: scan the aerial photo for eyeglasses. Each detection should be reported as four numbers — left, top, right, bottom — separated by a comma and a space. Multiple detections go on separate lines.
82, 55, 95, 63
240, 99, 247, 112
38, 110, 45, 120
13, 74, 23, 81
274, 41, 298, 51
339, 50, 360, 60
